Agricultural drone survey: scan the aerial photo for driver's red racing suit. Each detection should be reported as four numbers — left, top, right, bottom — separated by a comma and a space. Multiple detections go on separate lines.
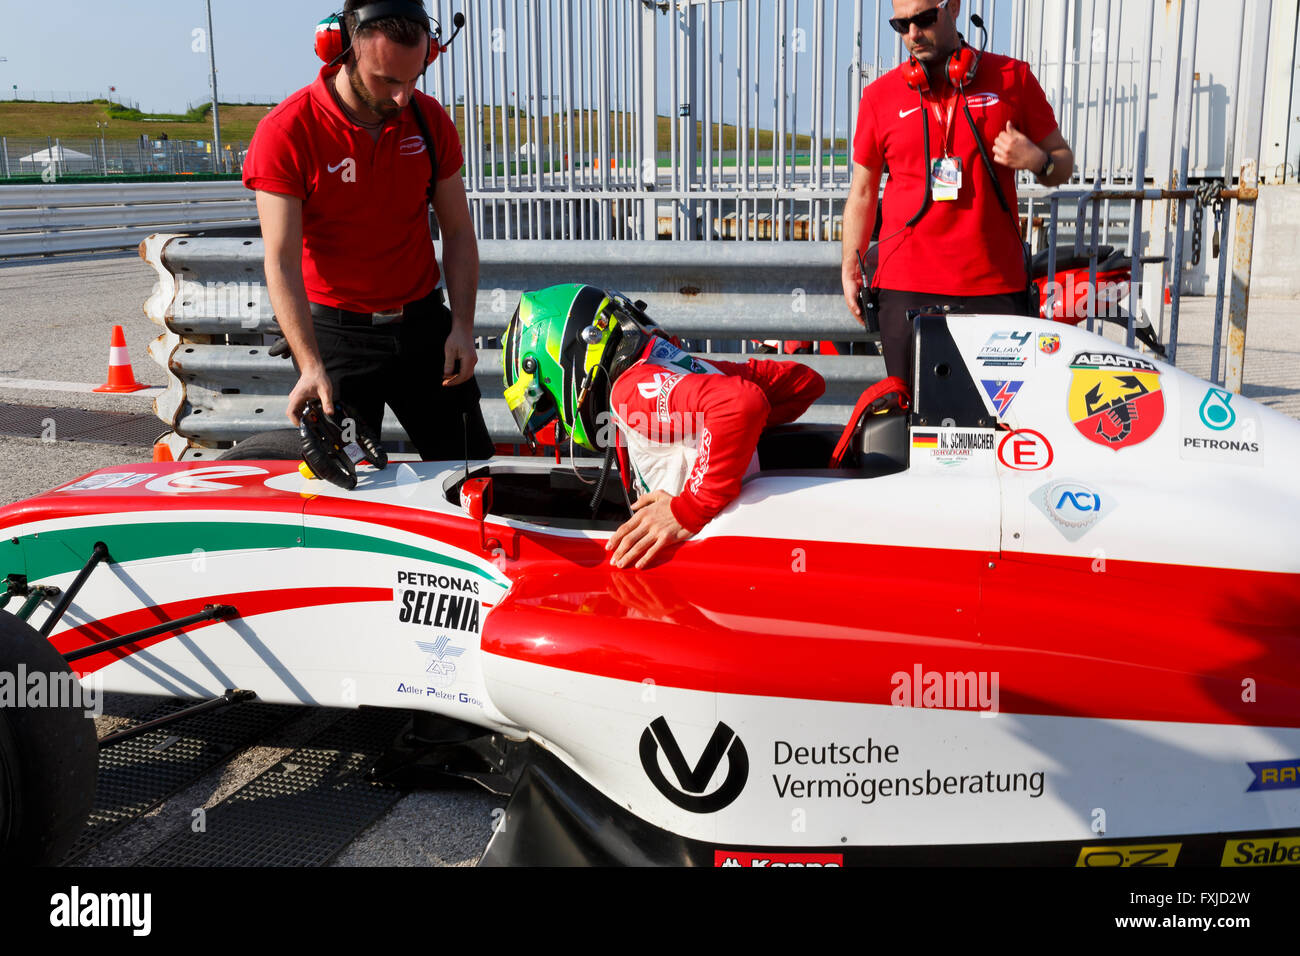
608, 337, 824, 533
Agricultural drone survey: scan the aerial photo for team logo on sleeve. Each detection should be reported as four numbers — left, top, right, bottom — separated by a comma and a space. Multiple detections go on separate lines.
1067, 352, 1164, 450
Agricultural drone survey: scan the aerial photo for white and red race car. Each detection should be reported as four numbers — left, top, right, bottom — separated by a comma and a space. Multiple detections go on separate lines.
2, 312, 1297, 866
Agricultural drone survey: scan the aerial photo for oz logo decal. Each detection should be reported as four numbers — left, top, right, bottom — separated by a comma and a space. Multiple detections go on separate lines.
1067, 352, 1164, 450
639, 717, 748, 813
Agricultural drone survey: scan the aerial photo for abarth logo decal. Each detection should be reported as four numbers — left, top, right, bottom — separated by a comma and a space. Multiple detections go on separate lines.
639, 717, 748, 813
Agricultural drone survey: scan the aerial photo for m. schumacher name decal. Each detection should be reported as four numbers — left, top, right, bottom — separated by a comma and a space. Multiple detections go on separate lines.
396, 569, 481, 633
1067, 352, 1164, 450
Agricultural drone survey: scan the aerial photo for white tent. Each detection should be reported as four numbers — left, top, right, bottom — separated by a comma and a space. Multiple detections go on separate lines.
17, 145, 98, 171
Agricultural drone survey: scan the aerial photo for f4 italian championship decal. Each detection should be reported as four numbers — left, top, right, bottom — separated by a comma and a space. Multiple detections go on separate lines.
1067, 352, 1164, 450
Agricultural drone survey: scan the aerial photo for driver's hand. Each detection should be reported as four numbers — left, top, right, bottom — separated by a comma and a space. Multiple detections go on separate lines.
606, 491, 696, 569
443, 322, 478, 387
286, 366, 333, 425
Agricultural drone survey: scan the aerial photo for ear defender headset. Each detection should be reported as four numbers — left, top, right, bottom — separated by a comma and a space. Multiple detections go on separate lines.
314, 2, 465, 68
901, 35, 981, 94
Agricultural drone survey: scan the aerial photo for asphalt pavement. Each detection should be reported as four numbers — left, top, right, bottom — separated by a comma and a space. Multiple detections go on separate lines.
0, 250, 1296, 868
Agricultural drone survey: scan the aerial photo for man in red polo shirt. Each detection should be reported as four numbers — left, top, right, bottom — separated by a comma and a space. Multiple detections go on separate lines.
243, 0, 492, 460
841, 0, 1074, 383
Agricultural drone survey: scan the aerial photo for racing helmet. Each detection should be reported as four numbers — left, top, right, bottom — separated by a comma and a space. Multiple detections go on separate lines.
502, 283, 659, 450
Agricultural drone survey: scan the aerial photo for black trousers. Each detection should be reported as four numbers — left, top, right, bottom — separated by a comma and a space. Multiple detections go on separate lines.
877, 288, 1028, 385
309, 289, 495, 462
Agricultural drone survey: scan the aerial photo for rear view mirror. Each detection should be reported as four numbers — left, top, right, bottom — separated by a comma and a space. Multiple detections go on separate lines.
459, 476, 493, 521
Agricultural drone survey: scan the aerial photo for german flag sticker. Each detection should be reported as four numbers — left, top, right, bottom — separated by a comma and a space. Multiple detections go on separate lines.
911, 432, 938, 448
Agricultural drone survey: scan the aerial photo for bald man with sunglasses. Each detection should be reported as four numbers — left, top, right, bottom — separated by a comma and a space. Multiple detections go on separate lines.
842, 0, 1074, 385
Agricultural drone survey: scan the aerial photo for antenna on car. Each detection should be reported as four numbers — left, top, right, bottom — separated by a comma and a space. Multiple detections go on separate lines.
463, 411, 470, 485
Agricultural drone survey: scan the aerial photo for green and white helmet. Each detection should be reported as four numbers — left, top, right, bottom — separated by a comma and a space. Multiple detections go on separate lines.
503, 283, 658, 450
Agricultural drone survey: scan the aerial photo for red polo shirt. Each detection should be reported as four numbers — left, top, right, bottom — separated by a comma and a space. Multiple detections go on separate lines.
852, 51, 1057, 295
243, 65, 464, 313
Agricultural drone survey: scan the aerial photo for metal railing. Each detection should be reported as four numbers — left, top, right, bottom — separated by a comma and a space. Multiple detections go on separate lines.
0, 137, 247, 180
0, 182, 256, 257
139, 234, 881, 456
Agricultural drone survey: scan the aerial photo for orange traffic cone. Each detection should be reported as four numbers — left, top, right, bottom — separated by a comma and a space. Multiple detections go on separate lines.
152, 441, 174, 462
93, 325, 147, 393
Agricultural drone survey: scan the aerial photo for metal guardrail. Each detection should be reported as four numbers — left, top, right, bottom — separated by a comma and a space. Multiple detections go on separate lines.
140, 234, 884, 454
0, 181, 256, 257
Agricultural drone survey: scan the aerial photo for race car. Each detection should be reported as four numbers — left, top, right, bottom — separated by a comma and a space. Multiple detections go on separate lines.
1, 310, 1298, 867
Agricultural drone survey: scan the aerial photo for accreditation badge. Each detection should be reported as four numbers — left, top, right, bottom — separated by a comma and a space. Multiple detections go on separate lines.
931, 156, 962, 201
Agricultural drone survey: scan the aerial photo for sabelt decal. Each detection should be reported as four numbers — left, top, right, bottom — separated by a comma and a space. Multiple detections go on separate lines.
1245, 758, 1300, 792
997, 429, 1054, 471
715, 851, 843, 867
639, 717, 748, 813
1182, 386, 1263, 466
1221, 837, 1300, 867
1032, 479, 1113, 542
1076, 843, 1181, 867
1067, 352, 1164, 450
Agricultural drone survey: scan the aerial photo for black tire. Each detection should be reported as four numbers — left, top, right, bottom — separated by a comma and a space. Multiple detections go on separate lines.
0, 611, 99, 865
215, 429, 303, 461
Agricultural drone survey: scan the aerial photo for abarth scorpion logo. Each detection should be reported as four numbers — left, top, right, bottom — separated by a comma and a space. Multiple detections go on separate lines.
639, 716, 748, 813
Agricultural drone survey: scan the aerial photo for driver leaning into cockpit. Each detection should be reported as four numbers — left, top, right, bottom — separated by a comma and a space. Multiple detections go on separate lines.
503, 284, 825, 569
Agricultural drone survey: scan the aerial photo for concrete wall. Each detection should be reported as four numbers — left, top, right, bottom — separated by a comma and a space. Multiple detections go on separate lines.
1249, 183, 1300, 298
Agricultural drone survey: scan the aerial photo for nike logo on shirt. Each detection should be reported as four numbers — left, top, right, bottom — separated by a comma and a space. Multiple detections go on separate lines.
327, 160, 349, 173
898, 106, 922, 119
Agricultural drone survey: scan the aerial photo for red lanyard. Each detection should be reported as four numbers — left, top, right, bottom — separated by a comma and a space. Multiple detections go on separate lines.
928, 88, 957, 158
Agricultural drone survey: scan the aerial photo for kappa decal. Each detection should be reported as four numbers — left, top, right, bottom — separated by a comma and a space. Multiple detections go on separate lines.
981, 379, 1024, 417
639, 717, 748, 813
1038, 333, 1061, 355
1067, 352, 1164, 450
997, 429, 1053, 471
716, 851, 842, 867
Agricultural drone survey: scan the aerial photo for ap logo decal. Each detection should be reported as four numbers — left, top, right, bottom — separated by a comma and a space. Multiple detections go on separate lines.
639, 717, 748, 813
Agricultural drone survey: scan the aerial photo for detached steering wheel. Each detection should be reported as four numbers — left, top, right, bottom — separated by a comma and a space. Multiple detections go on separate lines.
828, 376, 911, 468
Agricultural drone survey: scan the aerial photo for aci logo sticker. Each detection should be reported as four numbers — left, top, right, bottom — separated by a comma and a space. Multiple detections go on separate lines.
981, 380, 1024, 417
1038, 333, 1061, 355
1032, 479, 1113, 542
639, 717, 748, 813
1067, 352, 1164, 450
1245, 758, 1300, 792
997, 429, 1054, 471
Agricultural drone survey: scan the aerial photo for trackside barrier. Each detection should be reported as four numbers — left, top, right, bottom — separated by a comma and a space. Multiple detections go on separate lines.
0, 181, 256, 257
139, 234, 883, 456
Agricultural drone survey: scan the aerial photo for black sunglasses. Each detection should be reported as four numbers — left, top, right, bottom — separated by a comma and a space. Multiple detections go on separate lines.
889, 0, 950, 35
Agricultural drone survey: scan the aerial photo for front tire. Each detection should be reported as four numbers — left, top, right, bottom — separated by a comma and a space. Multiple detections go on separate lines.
0, 611, 99, 865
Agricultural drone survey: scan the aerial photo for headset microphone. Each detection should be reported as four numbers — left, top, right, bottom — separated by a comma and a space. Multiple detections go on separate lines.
315, 3, 467, 69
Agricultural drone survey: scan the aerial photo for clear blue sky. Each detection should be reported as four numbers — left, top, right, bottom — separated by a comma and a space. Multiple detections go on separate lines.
2, 1, 1013, 136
